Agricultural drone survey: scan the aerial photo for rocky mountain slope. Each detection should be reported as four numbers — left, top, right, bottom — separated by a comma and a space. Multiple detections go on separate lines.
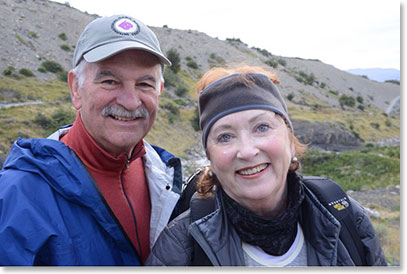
0, 0, 400, 154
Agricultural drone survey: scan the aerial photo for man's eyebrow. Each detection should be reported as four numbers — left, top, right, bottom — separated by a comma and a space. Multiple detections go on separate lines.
138, 75, 158, 82
94, 70, 117, 81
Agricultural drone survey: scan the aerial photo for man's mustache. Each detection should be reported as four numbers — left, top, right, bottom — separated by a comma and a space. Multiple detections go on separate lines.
101, 104, 148, 119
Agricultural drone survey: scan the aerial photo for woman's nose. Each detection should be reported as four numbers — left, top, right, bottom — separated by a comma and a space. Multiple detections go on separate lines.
236, 134, 260, 161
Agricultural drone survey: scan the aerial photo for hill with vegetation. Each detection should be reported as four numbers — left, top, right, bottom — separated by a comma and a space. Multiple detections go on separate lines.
0, 0, 400, 265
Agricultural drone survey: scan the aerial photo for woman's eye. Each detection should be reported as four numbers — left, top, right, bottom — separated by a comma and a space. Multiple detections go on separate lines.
257, 124, 270, 132
218, 134, 232, 143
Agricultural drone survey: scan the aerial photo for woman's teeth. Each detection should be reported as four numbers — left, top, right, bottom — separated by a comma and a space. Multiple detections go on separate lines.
237, 164, 268, 175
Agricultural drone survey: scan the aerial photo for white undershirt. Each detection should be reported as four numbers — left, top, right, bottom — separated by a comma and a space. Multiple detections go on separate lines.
242, 223, 307, 266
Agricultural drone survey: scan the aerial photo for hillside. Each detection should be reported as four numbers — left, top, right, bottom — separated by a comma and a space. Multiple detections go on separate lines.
0, 0, 400, 161
347, 68, 400, 82
0, 0, 400, 265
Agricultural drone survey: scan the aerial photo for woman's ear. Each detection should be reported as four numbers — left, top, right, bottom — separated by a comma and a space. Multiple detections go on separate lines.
68, 71, 82, 110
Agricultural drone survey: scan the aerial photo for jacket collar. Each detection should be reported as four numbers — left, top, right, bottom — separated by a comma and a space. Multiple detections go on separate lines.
188, 191, 246, 266
60, 114, 145, 173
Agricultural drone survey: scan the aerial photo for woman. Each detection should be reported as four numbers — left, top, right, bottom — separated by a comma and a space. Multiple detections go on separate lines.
146, 66, 387, 266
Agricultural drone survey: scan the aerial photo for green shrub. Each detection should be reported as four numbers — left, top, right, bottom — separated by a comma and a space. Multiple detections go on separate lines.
163, 68, 180, 87
58, 33, 67, 41
301, 147, 400, 191
265, 59, 278, 68
174, 99, 188, 106
15, 33, 24, 43
34, 113, 52, 129
28, 32, 38, 39
226, 37, 244, 44
384, 80, 400, 85
3, 66, 15, 76
339, 95, 355, 108
41, 61, 64, 73
51, 110, 76, 127
277, 58, 287, 66
253, 47, 272, 57
60, 44, 71, 52
2, 66, 20, 79
287, 93, 295, 101
370, 122, 380, 130
329, 90, 338, 96
163, 102, 180, 123
34, 110, 75, 132
163, 102, 179, 115
357, 105, 365, 111
357, 96, 364, 104
57, 70, 68, 82
186, 57, 198, 69
37, 67, 47, 73
299, 71, 316, 85
166, 48, 181, 73
19, 68, 35, 77
175, 84, 188, 97
209, 53, 226, 66
191, 106, 200, 131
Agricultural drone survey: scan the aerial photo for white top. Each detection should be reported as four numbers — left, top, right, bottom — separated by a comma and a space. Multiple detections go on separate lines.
242, 223, 307, 266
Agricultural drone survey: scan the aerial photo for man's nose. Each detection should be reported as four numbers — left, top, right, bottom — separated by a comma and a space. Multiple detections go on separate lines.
116, 84, 142, 110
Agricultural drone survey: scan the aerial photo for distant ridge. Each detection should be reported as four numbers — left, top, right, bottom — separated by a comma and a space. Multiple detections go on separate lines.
346, 68, 400, 82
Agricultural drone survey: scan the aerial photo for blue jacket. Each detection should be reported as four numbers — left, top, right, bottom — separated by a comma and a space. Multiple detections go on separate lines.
0, 136, 182, 266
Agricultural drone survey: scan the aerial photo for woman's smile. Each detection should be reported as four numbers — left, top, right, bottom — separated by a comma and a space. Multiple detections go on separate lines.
236, 163, 269, 177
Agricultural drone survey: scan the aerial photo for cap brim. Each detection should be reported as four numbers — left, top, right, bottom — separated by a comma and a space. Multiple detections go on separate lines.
83, 40, 171, 66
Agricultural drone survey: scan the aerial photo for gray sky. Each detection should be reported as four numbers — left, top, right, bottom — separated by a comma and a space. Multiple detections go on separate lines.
52, 0, 401, 71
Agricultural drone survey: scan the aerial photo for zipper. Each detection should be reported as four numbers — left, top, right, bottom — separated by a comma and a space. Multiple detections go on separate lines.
119, 148, 145, 263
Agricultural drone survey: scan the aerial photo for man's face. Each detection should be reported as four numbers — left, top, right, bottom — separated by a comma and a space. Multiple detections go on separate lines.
69, 50, 163, 157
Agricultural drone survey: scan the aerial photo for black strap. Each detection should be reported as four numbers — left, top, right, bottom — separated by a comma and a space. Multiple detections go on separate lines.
190, 193, 216, 266
303, 176, 367, 266
177, 168, 203, 215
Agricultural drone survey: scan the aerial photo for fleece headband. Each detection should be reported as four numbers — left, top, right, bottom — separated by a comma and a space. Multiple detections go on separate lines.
199, 72, 292, 148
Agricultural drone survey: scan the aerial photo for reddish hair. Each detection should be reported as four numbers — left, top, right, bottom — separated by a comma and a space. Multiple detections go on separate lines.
196, 65, 280, 94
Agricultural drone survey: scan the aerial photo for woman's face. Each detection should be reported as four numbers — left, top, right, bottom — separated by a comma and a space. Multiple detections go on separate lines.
206, 109, 294, 215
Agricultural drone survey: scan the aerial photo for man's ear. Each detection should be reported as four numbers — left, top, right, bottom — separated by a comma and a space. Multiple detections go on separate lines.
68, 71, 82, 110
159, 81, 164, 95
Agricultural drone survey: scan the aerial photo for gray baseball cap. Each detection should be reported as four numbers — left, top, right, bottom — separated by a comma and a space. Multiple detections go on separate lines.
73, 15, 171, 67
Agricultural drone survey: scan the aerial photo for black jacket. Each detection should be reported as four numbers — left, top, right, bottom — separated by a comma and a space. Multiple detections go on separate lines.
146, 178, 387, 266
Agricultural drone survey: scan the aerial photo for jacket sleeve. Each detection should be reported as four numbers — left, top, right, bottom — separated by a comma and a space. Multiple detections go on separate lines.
350, 198, 388, 266
145, 210, 193, 266
0, 170, 56, 265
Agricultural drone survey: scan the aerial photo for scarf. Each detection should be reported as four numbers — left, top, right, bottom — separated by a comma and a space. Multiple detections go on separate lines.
221, 172, 304, 256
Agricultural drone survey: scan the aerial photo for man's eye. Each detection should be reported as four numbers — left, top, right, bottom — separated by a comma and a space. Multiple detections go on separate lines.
102, 80, 117, 85
138, 82, 155, 89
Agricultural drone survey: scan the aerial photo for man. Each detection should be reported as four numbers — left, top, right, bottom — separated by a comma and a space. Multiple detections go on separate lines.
0, 15, 182, 265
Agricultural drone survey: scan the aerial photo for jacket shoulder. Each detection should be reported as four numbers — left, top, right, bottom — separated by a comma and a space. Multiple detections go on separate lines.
349, 198, 387, 265
146, 210, 193, 266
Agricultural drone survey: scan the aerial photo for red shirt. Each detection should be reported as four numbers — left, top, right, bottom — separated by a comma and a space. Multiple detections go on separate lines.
60, 114, 151, 262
